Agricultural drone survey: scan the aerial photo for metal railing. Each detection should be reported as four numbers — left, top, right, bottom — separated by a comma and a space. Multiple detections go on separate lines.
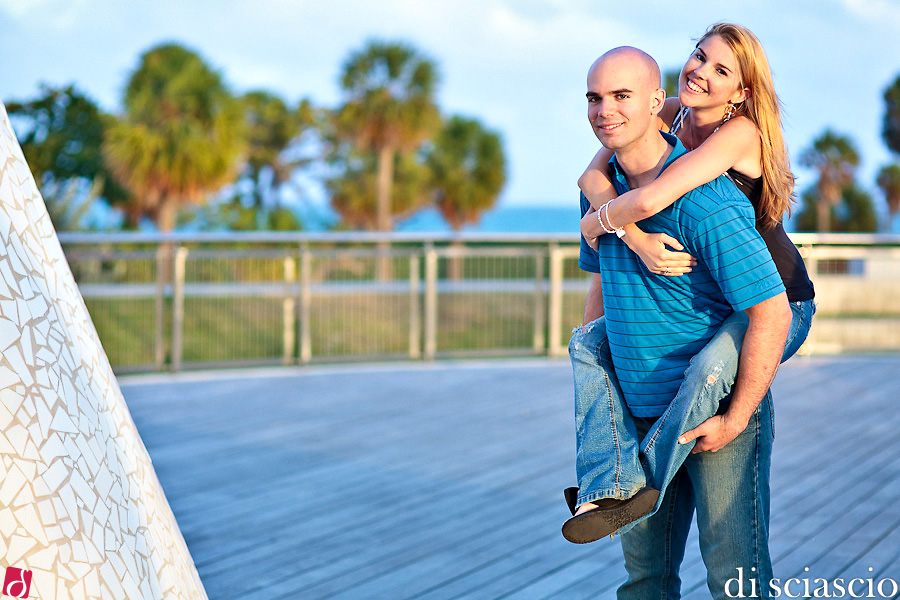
57, 232, 900, 372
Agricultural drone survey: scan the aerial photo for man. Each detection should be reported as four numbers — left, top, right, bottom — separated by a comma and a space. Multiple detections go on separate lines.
570, 47, 792, 598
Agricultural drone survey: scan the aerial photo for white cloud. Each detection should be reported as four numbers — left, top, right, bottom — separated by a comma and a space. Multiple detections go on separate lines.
838, 0, 900, 27
0, 0, 91, 30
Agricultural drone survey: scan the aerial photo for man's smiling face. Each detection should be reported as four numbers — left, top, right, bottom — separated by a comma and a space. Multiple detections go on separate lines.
586, 49, 662, 152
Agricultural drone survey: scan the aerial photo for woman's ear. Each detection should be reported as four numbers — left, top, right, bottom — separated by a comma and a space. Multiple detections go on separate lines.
731, 86, 751, 105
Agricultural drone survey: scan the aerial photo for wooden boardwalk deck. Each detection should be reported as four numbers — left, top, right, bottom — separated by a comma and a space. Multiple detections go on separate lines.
119, 355, 900, 600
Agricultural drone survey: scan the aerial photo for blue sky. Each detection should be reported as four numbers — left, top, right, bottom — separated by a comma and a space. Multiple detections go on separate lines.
2, 0, 899, 220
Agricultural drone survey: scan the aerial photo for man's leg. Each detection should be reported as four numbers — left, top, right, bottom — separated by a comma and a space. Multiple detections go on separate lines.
617, 417, 695, 600
688, 392, 775, 600
569, 317, 646, 504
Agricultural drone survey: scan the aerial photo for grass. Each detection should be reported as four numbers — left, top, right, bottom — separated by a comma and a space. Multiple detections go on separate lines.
83, 290, 589, 371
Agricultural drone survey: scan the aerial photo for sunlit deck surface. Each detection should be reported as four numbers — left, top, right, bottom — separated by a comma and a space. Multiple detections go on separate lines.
120, 355, 900, 600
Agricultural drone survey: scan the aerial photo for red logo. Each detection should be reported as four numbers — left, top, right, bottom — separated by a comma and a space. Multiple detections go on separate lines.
2, 567, 32, 598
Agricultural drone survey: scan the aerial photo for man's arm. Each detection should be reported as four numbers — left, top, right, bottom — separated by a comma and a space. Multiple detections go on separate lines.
678, 291, 792, 453
583, 274, 604, 324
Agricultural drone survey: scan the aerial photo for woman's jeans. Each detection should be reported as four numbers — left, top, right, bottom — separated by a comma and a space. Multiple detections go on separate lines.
569, 299, 814, 517
568, 299, 814, 598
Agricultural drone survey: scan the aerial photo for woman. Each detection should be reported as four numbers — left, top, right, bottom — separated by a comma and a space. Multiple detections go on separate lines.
562, 22, 815, 544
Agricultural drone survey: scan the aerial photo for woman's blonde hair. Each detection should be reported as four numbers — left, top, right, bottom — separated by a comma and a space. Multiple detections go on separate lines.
698, 22, 794, 228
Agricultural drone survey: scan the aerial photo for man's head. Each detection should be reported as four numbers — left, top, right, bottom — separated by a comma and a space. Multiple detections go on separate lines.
586, 47, 665, 152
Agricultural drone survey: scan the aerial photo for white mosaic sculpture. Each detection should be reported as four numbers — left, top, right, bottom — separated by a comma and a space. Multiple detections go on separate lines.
0, 103, 207, 599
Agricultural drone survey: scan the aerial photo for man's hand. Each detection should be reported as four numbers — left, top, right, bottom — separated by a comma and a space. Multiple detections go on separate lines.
679, 293, 790, 455
678, 413, 749, 454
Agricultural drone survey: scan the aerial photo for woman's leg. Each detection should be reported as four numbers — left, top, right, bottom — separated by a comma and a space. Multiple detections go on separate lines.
782, 299, 815, 362
569, 317, 647, 506
616, 299, 814, 535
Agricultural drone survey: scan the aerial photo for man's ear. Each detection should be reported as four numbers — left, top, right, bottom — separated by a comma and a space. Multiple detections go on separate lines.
650, 87, 666, 116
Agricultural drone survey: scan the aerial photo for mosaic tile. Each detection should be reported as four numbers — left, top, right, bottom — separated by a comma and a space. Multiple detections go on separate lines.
0, 103, 207, 598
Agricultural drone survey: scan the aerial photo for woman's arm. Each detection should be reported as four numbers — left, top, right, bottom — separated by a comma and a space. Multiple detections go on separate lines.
578, 101, 682, 243
578, 147, 617, 244
604, 116, 760, 228
578, 147, 654, 250
610, 119, 757, 275
577, 124, 698, 273
578, 104, 677, 215
579, 171, 697, 274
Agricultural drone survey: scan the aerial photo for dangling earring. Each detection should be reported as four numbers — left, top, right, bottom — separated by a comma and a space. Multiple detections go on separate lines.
723, 101, 737, 123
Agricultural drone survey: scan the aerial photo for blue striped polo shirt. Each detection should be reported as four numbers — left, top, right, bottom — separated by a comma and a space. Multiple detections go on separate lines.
578, 133, 784, 417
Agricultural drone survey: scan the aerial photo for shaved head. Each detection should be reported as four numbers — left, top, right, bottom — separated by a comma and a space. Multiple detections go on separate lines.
589, 46, 661, 91
585, 45, 666, 159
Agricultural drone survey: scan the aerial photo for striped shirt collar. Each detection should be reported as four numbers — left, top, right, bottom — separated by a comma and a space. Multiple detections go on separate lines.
607, 132, 688, 191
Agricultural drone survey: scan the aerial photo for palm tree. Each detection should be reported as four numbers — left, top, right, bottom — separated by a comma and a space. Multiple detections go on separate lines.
103, 43, 245, 231
427, 115, 506, 279
240, 92, 312, 208
877, 164, 900, 231
335, 41, 440, 232
8, 84, 129, 226
429, 115, 506, 230
799, 130, 860, 233
883, 74, 900, 156
330, 149, 431, 229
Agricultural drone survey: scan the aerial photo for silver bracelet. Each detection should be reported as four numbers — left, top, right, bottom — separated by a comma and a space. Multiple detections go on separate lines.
597, 201, 616, 234
607, 201, 626, 238
598, 201, 625, 237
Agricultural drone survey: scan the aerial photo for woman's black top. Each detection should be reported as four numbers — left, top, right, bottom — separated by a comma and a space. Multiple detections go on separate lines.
727, 169, 815, 302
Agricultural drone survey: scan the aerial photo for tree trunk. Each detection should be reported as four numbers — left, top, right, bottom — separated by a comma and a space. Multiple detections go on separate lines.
157, 196, 178, 287
816, 180, 839, 233
448, 238, 464, 281
888, 192, 900, 219
376, 145, 394, 232
816, 198, 831, 233
158, 197, 178, 233
375, 145, 395, 281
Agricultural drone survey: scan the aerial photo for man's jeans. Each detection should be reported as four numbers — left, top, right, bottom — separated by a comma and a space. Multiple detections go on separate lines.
568, 300, 813, 597
619, 399, 774, 599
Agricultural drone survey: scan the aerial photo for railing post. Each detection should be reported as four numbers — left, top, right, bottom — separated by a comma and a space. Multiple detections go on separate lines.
299, 244, 312, 365
154, 245, 168, 371
409, 254, 421, 359
424, 243, 438, 360
283, 256, 297, 366
548, 243, 564, 357
533, 251, 545, 353
797, 243, 817, 355
800, 244, 818, 280
171, 246, 188, 373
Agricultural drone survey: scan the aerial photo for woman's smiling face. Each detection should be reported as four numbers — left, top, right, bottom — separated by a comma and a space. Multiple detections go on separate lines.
679, 34, 747, 110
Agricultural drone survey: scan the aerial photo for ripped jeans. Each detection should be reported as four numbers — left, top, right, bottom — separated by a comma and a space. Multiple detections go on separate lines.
569, 299, 815, 533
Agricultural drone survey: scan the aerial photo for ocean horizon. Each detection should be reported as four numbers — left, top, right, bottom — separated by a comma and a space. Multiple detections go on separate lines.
298, 201, 819, 235
395, 204, 581, 234
301, 204, 583, 234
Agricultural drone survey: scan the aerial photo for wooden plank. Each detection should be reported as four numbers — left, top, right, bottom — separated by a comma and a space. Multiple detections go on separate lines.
119, 356, 900, 600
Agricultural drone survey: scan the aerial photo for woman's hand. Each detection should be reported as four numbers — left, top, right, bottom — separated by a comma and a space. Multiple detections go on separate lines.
622, 229, 697, 275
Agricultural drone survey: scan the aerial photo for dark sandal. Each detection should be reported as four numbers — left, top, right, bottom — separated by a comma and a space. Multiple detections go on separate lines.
561, 486, 660, 544
564, 487, 579, 516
